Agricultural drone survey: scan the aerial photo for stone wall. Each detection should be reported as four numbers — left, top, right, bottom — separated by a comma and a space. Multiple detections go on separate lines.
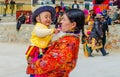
0, 23, 120, 49
0, 23, 33, 43
0, 16, 16, 22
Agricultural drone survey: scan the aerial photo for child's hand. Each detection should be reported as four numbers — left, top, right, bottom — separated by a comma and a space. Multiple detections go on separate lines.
54, 28, 60, 34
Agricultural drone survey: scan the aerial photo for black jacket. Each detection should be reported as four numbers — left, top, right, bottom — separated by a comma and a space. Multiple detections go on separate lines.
101, 20, 109, 37
18, 15, 26, 24
90, 18, 103, 39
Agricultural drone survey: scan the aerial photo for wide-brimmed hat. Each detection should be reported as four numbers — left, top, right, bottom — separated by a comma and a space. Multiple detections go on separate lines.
32, 6, 56, 24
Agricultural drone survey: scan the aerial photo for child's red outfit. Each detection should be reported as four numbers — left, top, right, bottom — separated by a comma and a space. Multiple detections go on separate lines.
26, 22, 54, 75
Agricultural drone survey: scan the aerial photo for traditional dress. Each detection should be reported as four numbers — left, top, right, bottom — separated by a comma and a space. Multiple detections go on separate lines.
27, 31, 80, 77
26, 22, 54, 75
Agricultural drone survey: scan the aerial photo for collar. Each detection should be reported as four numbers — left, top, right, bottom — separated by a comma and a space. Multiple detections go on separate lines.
52, 31, 80, 42
36, 22, 48, 28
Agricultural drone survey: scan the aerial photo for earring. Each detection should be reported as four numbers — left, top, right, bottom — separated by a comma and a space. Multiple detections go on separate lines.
71, 28, 75, 32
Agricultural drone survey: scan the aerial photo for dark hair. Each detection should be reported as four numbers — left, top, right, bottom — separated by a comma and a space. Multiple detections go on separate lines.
65, 9, 85, 34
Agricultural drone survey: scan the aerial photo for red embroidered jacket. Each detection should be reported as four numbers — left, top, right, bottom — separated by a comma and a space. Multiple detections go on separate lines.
26, 33, 80, 77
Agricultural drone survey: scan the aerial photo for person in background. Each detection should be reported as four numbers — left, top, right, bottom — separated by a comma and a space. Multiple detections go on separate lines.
55, 10, 64, 28
83, 8, 89, 24
113, 8, 120, 24
10, 0, 16, 16
89, 14, 109, 56
72, 0, 79, 9
54, 4, 61, 27
60, 0, 65, 14
88, 16, 94, 31
113, 0, 120, 9
33, 0, 38, 5
28, 9, 85, 77
87, 9, 96, 22
25, 12, 31, 24
100, 16, 109, 48
51, 0, 55, 4
102, 10, 112, 25
3, 0, 9, 16
16, 12, 26, 31
82, 16, 94, 57
60, 0, 64, 7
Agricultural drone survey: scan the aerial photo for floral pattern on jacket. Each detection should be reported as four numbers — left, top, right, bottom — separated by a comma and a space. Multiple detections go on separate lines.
34, 34, 80, 77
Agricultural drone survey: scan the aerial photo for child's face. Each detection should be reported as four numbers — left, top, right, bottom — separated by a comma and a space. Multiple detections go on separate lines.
37, 11, 52, 26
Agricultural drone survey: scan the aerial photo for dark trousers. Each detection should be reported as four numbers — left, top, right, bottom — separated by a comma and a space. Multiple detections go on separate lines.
99, 47, 107, 56
11, 9, 14, 16
30, 74, 35, 77
89, 46, 107, 56
16, 21, 22, 31
89, 47, 92, 56
102, 36, 106, 48
3, 4, 8, 16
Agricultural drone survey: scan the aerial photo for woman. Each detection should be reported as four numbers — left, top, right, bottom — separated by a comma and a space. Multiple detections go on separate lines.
3, 0, 9, 16
29, 9, 85, 77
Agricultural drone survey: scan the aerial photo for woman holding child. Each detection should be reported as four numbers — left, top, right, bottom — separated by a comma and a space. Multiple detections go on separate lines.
26, 6, 85, 77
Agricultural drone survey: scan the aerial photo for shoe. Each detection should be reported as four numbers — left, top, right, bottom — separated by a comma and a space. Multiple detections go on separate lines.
89, 55, 94, 57
96, 49, 99, 53
103, 53, 109, 56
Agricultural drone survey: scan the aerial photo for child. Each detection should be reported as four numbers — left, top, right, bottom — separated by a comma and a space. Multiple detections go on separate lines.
25, 6, 56, 77
82, 24, 93, 57
88, 16, 94, 30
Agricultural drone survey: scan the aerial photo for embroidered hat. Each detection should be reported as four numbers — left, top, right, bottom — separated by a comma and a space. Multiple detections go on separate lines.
32, 6, 56, 24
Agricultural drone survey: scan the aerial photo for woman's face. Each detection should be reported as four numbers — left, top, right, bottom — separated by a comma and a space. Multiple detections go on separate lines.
60, 14, 76, 32
36, 11, 52, 26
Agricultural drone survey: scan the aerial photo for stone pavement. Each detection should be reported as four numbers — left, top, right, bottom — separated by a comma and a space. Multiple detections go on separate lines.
0, 43, 120, 77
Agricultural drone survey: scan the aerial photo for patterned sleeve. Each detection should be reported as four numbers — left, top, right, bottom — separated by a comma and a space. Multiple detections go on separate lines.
35, 36, 80, 74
